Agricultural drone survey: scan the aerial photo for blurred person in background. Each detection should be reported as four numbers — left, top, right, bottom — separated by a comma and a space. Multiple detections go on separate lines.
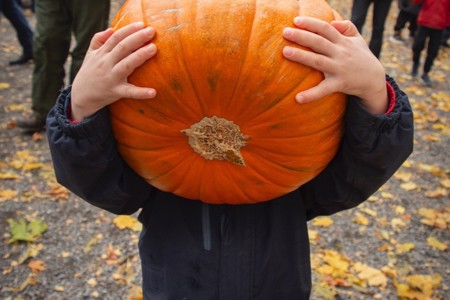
390, 0, 421, 44
411, 0, 450, 86
351, 0, 393, 58
15, 0, 110, 132
0, 0, 33, 65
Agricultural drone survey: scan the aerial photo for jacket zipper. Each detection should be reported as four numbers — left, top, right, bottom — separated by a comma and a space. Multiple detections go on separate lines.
202, 203, 212, 251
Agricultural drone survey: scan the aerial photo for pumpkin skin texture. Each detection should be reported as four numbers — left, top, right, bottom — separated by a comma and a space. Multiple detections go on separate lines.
109, 0, 347, 204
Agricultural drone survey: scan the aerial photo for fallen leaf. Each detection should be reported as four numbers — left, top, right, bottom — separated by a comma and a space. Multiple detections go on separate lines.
427, 236, 448, 251
7, 218, 48, 243
353, 262, 388, 288
396, 243, 415, 254
28, 260, 46, 273
312, 216, 334, 228
400, 182, 418, 191
353, 213, 369, 226
425, 188, 448, 198
0, 189, 18, 202
113, 215, 142, 232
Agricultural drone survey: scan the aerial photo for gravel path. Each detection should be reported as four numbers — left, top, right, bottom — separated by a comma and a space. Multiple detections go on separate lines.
1, 1, 449, 299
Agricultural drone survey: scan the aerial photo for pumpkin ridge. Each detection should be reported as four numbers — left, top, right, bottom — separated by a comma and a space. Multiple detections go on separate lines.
110, 106, 189, 137
223, 0, 258, 116
245, 107, 345, 139
239, 67, 317, 128
248, 149, 328, 174
154, 3, 208, 123
243, 154, 307, 190
127, 147, 194, 182
175, 0, 209, 117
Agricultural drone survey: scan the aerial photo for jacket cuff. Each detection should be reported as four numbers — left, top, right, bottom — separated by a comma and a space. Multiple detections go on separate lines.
50, 86, 112, 142
344, 75, 410, 150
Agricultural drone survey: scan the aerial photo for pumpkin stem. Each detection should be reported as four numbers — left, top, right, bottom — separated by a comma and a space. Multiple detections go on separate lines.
181, 116, 249, 166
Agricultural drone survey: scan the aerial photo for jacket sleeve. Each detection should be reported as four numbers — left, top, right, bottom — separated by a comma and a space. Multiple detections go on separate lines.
46, 87, 156, 215
301, 75, 414, 220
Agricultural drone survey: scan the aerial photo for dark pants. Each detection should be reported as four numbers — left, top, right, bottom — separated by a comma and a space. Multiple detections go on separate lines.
412, 26, 444, 74
31, 0, 110, 119
394, 9, 418, 37
351, 0, 393, 58
0, 0, 33, 55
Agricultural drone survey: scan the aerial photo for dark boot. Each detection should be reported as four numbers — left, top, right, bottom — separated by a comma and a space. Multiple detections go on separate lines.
411, 63, 419, 77
9, 53, 33, 65
421, 73, 432, 86
16, 113, 46, 132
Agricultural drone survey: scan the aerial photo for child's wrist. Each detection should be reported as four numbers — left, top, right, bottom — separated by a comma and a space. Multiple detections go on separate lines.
358, 82, 389, 114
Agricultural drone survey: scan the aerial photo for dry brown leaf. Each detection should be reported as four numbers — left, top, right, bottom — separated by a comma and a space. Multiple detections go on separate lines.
28, 259, 46, 273
425, 188, 448, 198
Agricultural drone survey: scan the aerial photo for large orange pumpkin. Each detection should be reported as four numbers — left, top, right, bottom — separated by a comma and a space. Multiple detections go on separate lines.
109, 0, 347, 204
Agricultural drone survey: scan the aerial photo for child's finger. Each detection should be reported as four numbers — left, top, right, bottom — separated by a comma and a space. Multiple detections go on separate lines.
110, 26, 156, 63
292, 17, 341, 44
102, 22, 145, 52
113, 43, 157, 77
282, 27, 333, 56
282, 46, 332, 73
89, 28, 115, 51
330, 20, 359, 37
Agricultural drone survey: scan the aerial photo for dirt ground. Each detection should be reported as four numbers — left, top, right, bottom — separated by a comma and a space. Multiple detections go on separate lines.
0, 1, 449, 299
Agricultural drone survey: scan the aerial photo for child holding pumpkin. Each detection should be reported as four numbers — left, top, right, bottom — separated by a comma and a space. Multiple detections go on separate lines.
46, 16, 413, 299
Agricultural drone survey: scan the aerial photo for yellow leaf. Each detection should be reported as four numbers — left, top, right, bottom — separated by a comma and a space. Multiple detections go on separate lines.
312, 216, 334, 228
54, 285, 65, 292
4, 103, 26, 112
396, 242, 415, 254
419, 164, 446, 177
427, 236, 448, 251
440, 178, 450, 188
87, 278, 98, 287
113, 215, 142, 232
394, 206, 406, 215
0, 172, 21, 180
360, 207, 378, 217
353, 262, 387, 288
381, 266, 397, 279
391, 218, 407, 229
46, 184, 69, 201
418, 207, 450, 229
418, 208, 436, 219
394, 170, 413, 182
400, 182, 417, 191
126, 284, 143, 300
308, 229, 320, 245
0, 189, 18, 202
405, 274, 442, 297
22, 162, 44, 172
353, 212, 369, 225
381, 192, 393, 199
422, 134, 441, 142
0, 82, 11, 90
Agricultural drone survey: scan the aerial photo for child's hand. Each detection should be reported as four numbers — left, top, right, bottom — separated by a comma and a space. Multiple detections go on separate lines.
71, 22, 157, 121
282, 17, 388, 114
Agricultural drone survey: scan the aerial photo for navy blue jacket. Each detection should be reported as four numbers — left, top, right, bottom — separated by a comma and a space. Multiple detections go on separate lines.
46, 75, 413, 300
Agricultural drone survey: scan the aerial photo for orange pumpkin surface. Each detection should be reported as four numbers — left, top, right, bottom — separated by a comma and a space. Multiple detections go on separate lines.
109, 0, 347, 204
